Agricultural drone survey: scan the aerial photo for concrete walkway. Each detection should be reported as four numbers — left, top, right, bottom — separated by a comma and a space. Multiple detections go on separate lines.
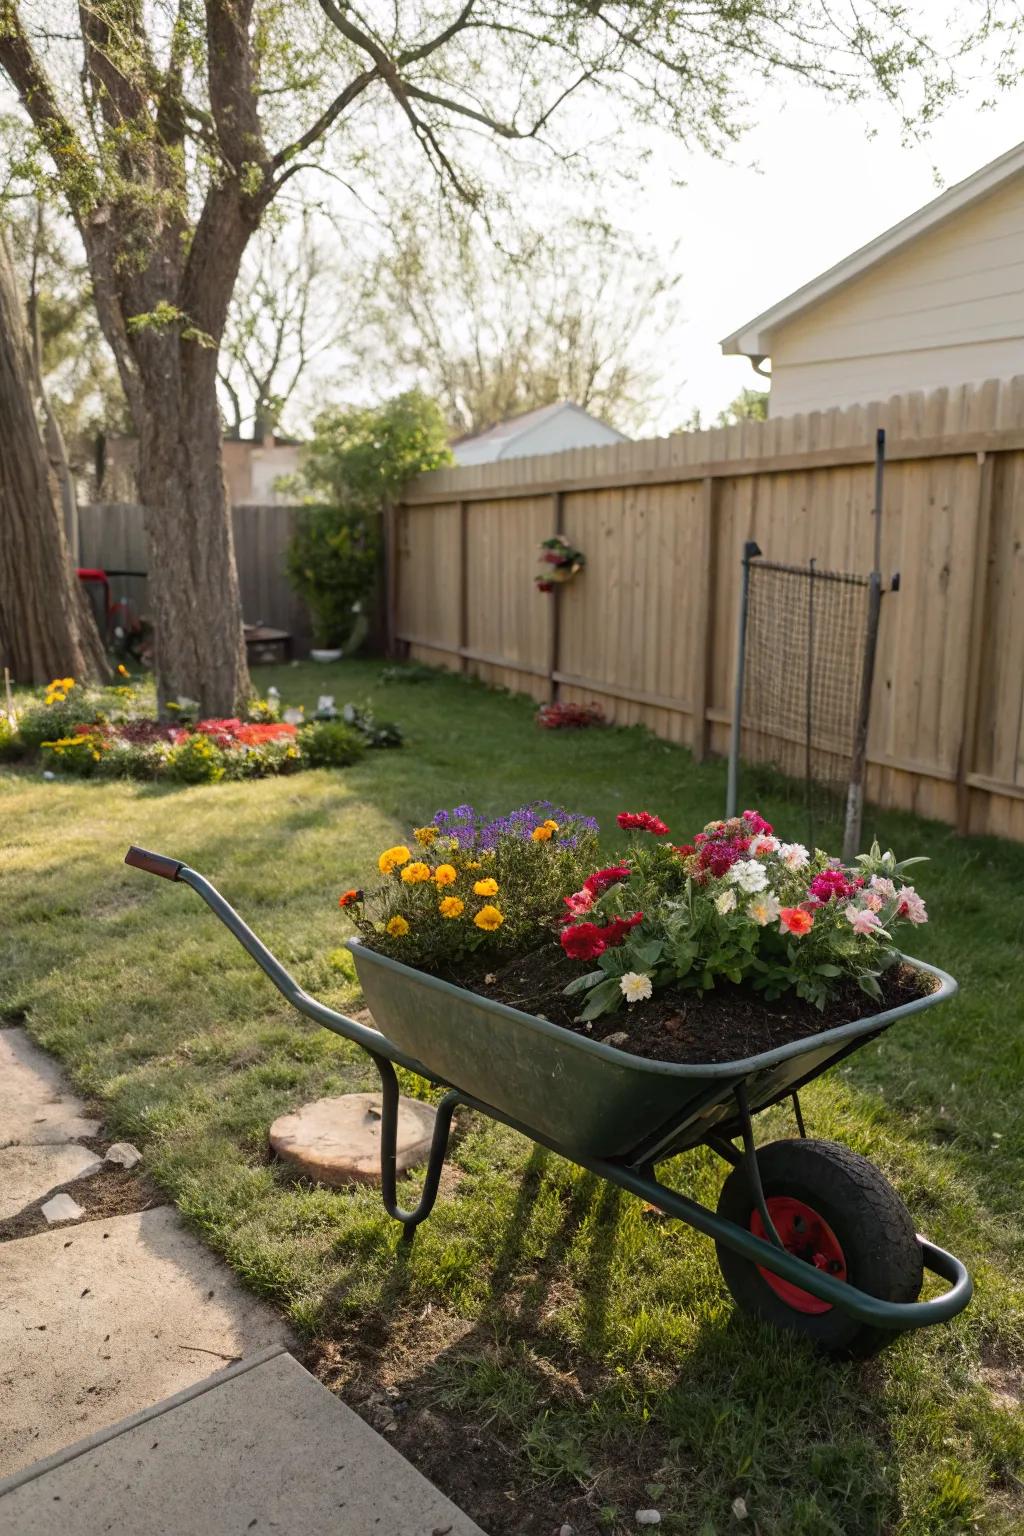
0, 1028, 486, 1534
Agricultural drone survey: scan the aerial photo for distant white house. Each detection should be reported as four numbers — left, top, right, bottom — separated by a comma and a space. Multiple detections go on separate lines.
451, 401, 628, 465
721, 140, 1024, 417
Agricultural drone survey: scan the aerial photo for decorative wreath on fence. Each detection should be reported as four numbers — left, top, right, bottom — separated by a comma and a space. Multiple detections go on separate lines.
535, 534, 585, 593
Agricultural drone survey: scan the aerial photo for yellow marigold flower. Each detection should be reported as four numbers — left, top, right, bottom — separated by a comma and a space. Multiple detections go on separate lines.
463, 859, 482, 870
47, 691, 66, 705
434, 864, 458, 887
438, 896, 464, 919
473, 877, 499, 897
531, 825, 554, 842
401, 861, 432, 884
117, 664, 129, 678
386, 915, 410, 937
543, 819, 560, 831
379, 845, 412, 874
473, 904, 504, 932
413, 825, 438, 847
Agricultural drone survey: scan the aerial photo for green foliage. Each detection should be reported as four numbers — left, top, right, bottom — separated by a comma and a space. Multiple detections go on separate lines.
287, 391, 451, 646
301, 720, 366, 768
39, 729, 109, 776
0, 715, 22, 761
716, 386, 769, 427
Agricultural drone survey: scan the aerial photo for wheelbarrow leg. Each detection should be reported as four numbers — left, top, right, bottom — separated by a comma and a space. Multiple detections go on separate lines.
370, 1054, 459, 1241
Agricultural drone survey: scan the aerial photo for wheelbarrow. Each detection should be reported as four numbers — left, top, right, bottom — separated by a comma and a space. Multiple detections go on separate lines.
125, 846, 973, 1357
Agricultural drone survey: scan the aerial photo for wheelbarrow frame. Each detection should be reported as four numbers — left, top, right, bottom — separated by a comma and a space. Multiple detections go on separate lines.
124, 847, 973, 1336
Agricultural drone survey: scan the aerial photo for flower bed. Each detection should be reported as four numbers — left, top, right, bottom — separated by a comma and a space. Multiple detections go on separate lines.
341, 804, 933, 1063
2, 674, 399, 784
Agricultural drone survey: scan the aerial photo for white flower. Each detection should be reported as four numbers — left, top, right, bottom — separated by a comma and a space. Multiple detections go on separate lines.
619, 972, 653, 1004
897, 886, 928, 924
728, 859, 768, 894
715, 888, 737, 914
750, 834, 778, 856
748, 893, 781, 927
777, 842, 809, 871
870, 875, 896, 900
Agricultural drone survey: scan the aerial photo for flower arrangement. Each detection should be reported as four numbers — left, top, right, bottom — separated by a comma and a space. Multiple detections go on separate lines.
558, 810, 928, 1020
535, 534, 585, 593
345, 802, 600, 967
536, 700, 605, 730
341, 804, 931, 1053
4, 674, 397, 784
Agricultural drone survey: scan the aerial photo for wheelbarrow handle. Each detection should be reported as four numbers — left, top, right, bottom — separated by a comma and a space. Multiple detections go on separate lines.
124, 845, 184, 881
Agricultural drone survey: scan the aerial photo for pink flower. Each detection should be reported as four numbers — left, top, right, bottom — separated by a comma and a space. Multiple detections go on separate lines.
845, 904, 885, 937
749, 834, 778, 856
897, 886, 928, 924
742, 810, 774, 835
809, 868, 855, 904
870, 876, 897, 901
563, 889, 595, 918
863, 890, 884, 912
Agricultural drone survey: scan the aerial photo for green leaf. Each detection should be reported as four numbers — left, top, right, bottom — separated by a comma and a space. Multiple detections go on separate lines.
814, 964, 843, 977
580, 978, 623, 1020
563, 969, 605, 997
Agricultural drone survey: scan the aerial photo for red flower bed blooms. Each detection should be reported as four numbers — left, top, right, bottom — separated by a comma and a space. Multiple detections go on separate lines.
536, 701, 605, 729
583, 864, 631, 896
559, 911, 644, 960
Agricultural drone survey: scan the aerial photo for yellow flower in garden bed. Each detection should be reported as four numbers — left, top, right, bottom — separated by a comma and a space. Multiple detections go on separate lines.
413, 825, 438, 847
379, 845, 412, 874
473, 877, 499, 897
401, 861, 432, 884
386, 915, 410, 937
531, 825, 554, 842
434, 864, 458, 887
474, 904, 504, 931
439, 896, 465, 919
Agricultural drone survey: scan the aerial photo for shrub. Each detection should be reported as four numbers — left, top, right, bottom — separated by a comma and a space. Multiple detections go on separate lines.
302, 721, 366, 768
39, 728, 110, 776
0, 714, 23, 761
164, 734, 226, 784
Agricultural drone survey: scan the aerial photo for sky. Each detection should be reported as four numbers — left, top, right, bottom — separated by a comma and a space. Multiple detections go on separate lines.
641, 81, 1024, 432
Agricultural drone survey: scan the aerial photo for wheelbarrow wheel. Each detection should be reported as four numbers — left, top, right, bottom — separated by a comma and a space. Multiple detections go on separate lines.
715, 1138, 923, 1358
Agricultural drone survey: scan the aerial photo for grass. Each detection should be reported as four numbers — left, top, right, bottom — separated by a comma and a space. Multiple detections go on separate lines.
3, 658, 1024, 1534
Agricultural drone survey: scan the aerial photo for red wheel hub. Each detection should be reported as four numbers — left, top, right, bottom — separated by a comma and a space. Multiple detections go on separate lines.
750, 1196, 847, 1314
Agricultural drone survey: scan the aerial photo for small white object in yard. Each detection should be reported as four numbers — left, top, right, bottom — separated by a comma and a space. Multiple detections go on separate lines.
42, 770, 56, 781
558, 1525, 575, 1535
283, 706, 304, 725
602, 1031, 630, 1047
105, 1141, 142, 1169
731, 1496, 749, 1520
635, 1511, 661, 1526
267, 686, 280, 698
41, 1192, 85, 1223
316, 694, 336, 714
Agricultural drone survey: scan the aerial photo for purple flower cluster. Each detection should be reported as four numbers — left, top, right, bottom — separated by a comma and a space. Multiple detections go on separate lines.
432, 800, 599, 850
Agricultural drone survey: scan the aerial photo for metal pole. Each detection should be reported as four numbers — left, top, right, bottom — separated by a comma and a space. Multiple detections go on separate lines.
842, 430, 885, 862
805, 557, 816, 850
726, 540, 761, 818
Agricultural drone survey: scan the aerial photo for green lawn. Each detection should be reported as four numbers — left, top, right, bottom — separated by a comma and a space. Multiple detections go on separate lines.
3, 659, 1024, 1535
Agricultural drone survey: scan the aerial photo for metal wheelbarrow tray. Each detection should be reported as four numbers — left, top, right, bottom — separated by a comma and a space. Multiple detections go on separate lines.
126, 846, 973, 1357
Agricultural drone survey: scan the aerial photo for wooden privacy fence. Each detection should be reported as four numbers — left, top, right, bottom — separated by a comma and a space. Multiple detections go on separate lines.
393, 374, 1024, 841
78, 501, 313, 657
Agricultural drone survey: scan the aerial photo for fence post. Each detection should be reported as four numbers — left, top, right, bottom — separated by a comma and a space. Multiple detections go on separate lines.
956, 450, 996, 835
690, 475, 717, 761
383, 501, 399, 657
726, 539, 761, 818
458, 499, 469, 673
546, 490, 564, 702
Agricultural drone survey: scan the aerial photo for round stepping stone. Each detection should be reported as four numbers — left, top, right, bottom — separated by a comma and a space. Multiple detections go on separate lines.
269, 1093, 438, 1186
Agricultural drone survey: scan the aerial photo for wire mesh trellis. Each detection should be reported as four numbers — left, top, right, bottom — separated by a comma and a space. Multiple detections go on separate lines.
735, 554, 872, 848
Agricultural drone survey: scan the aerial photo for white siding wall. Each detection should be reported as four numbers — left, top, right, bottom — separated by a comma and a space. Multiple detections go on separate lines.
769, 176, 1024, 416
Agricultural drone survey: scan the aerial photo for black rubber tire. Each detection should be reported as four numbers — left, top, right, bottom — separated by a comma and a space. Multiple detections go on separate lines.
715, 1138, 923, 1358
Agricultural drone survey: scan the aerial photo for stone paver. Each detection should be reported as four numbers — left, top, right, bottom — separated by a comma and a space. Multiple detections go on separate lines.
0, 1030, 99, 1147
0, 1143, 102, 1220
0, 1348, 486, 1536
0, 1206, 293, 1477
270, 1091, 438, 1185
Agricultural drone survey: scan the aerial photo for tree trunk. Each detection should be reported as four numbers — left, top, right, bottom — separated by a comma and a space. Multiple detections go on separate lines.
134, 344, 250, 715
0, 229, 107, 686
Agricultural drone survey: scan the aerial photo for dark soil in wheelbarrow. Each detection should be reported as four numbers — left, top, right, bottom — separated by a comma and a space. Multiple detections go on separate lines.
455, 945, 935, 1065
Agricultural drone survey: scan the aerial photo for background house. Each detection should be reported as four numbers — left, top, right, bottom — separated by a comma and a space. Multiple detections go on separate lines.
721, 140, 1024, 416
98, 435, 302, 504
451, 402, 628, 465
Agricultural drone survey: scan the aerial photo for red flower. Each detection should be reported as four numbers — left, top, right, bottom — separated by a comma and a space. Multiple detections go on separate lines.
338, 889, 363, 908
597, 912, 644, 947
616, 811, 670, 836
235, 722, 297, 746
697, 839, 741, 878
742, 809, 774, 835
673, 843, 695, 858
560, 923, 607, 961
808, 869, 854, 904
780, 907, 814, 936
583, 864, 631, 896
